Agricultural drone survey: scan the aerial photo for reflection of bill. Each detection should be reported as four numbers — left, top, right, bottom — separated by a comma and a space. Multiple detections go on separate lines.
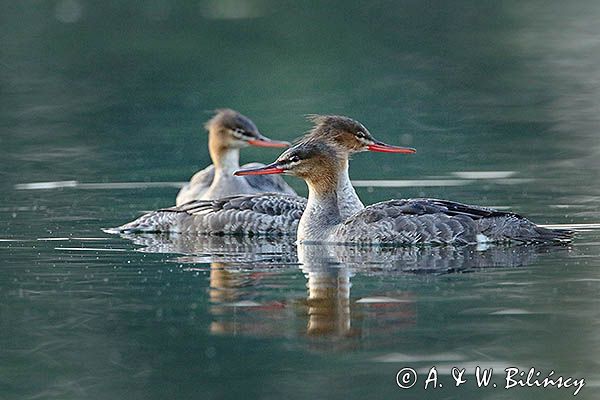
208, 262, 290, 337
116, 233, 571, 342
303, 265, 417, 338
298, 244, 417, 340
203, 243, 419, 342
205, 258, 417, 341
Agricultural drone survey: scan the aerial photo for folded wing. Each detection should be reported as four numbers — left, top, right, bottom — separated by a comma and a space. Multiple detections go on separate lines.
336, 198, 573, 245
108, 193, 307, 236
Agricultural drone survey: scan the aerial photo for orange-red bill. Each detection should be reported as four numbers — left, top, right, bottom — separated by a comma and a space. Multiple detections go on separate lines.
247, 139, 290, 148
234, 164, 285, 176
367, 142, 416, 154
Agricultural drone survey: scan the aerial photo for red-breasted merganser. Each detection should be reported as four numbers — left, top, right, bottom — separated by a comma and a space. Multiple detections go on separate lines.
176, 109, 296, 205
109, 116, 414, 235
235, 138, 574, 245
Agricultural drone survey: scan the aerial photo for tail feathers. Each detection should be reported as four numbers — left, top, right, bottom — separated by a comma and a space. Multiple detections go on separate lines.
500, 223, 575, 244
104, 210, 184, 234
527, 226, 574, 244
478, 216, 575, 244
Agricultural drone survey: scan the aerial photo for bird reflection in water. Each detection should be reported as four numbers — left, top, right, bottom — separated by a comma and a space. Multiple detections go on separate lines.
207, 262, 291, 337
298, 243, 416, 339
301, 262, 354, 336
117, 233, 570, 342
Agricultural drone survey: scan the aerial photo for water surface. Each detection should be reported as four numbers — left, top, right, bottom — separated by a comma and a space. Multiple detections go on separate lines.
1, 1, 600, 399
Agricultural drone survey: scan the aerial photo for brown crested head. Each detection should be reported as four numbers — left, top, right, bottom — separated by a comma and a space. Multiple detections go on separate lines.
304, 115, 371, 153
205, 109, 289, 149
275, 138, 343, 181
235, 138, 345, 192
303, 115, 416, 154
205, 108, 258, 134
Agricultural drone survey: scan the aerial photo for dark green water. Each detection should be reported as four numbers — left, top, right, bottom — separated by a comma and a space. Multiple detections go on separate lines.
1, 1, 599, 399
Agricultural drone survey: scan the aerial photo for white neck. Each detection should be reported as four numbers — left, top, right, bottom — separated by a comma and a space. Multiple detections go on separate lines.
336, 160, 364, 219
212, 148, 240, 180
297, 160, 363, 242
208, 128, 242, 179
205, 130, 251, 199
297, 187, 342, 243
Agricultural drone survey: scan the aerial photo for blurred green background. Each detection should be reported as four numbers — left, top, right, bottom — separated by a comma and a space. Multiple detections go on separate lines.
2, 1, 598, 204
1, 1, 599, 400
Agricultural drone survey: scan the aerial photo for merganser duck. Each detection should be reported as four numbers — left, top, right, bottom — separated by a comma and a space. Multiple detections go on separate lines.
176, 109, 296, 205
108, 115, 414, 235
235, 138, 574, 245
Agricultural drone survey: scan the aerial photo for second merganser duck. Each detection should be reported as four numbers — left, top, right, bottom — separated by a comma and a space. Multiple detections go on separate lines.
236, 136, 574, 245
176, 109, 296, 205
109, 115, 414, 234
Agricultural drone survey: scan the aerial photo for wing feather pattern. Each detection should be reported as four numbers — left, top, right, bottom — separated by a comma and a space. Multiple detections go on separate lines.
108, 193, 306, 236
335, 198, 573, 245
